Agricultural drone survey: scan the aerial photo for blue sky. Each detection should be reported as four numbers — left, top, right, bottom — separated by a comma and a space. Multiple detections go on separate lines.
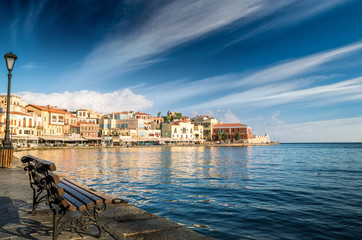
1, 0, 362, 142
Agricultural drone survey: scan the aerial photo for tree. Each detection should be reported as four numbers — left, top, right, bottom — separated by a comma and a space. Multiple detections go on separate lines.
222, 132, 228, 142
175, 112, 182, 119
235, 132, 240, 141
157, 112, 161, 117
217, 133, 222, 141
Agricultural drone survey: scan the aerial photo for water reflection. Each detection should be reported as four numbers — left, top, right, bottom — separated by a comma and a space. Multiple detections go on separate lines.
16, 146, 254, 238
17, 146, 253, 190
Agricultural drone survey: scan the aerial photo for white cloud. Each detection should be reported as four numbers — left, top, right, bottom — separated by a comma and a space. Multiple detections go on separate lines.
16, 89, 153, 113
191, 109, 241, 123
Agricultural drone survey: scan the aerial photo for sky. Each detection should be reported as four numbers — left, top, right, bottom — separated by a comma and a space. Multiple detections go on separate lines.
0, 0, 362, 142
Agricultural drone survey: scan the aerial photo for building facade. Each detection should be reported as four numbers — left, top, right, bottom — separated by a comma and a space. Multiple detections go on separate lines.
212, 123, 252, 142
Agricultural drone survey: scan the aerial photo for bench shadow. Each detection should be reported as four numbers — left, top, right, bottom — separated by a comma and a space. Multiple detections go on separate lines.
0, 196, 52, 239
0, 197, 106, 239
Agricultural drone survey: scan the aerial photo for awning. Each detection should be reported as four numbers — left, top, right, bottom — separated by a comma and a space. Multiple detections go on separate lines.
65, 137, 85, 141
39, 136, 65, 141
83, 137, 101, 140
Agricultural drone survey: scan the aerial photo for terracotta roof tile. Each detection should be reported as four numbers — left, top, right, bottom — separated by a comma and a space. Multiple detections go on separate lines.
10, 111, 31, 116
213, 123, 248, 128
27, 104, 68, 114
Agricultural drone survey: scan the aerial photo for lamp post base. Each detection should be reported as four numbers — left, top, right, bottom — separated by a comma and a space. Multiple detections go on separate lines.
0, 147, 14, 168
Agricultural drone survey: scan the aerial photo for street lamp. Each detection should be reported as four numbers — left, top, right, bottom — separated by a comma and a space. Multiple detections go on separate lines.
3, 52, 17, 148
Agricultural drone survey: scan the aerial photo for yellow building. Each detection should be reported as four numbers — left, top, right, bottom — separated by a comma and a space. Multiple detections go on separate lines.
26, 104, 68, 136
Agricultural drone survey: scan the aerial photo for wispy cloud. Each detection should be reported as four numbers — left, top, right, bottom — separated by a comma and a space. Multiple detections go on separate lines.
224, 0, 346, 48
16, 89, 153, 113
10, 0, 48, 37
67, 0, 345, 85
270, 117, 362, 142
233, 41, 362, 87
21, 62, 45, 70
172, 41, 362, 110
71, 0, 263, 82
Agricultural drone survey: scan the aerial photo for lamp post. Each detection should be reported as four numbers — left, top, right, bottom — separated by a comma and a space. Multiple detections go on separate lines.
0, 52, 17, 168
3, 52, 17, 148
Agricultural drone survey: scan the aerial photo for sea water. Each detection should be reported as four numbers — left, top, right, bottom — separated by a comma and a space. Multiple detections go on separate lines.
19, 143, 362, 239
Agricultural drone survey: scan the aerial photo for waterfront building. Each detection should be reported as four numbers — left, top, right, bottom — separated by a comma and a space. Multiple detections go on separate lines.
135, 112, 152, 121
99, 117, 116, 136
192, 115, 219, 140
78, 121, 99, 138
0, 95, 28, 113
151, 117, 164, 130
212, 123, 252, 142
162, 121, 195, 139
146, 129, 161, 138
194, 124, 204, 140
250, 134, 271, 144
111, 111, 134, 120
26, 104, 68, 136
63, 112, 78, 135
76, 109, 88, 122
152, 117, 164, 125
116, 118, 147, 137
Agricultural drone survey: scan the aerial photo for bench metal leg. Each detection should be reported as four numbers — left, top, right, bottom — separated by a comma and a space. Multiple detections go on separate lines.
51, 204, 106, 240
31, 187, 47, 214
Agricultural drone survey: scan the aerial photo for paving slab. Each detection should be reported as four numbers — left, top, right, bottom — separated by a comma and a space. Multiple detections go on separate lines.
0, 157, 215, 240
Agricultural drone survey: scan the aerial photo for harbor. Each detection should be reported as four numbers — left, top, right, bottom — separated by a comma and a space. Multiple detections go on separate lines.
11, 143, 362, 239
0, 156, 213, 239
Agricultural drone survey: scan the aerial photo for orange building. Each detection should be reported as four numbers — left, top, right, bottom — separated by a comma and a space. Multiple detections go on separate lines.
212, 123, 252, 141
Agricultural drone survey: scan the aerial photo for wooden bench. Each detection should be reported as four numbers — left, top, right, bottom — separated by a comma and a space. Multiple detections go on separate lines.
21, 155, 126, 240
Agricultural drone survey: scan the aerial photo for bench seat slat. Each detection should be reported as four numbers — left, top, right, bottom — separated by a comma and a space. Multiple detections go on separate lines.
63, 179, 112, 204
52, 185, 65, 196
58, 183, 95, 209
60, 180, 103, 205
62, 193, 87, 211
57, 195, 77, 211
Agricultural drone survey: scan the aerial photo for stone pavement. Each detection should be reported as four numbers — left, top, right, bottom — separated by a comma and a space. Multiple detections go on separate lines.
0, 158, 214, 240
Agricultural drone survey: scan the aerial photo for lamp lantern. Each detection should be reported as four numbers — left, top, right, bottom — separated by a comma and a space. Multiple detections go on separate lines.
4, 52, 17, 72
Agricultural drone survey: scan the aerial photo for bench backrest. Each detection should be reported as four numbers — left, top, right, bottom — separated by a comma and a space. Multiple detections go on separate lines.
22, 155, 111, 212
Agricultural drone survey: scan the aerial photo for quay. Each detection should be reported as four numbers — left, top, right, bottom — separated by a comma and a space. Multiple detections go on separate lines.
0, 157, 214, 240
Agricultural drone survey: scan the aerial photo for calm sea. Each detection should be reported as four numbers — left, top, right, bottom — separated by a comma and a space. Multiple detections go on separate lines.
18, 143, 362, 239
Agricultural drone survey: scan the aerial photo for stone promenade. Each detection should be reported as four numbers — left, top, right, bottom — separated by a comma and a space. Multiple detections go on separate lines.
0, 158, 214, 240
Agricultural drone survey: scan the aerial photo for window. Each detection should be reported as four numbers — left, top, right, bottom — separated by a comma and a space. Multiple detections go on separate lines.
52, 115, 57, 122
59, 115, 64, 122
23, 118, 26, 127
29, 119, 32, 127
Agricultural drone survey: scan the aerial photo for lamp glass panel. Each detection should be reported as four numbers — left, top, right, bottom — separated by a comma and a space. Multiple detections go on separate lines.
6, 57, 15, 71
